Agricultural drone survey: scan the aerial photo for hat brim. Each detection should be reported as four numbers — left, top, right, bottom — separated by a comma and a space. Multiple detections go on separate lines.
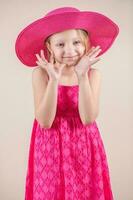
15, 11, 119, 67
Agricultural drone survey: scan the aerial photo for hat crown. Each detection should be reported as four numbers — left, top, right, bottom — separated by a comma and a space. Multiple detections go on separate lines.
45, 7, 80, 17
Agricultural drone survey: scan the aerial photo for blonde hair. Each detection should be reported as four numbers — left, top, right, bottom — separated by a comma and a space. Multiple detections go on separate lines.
76, 29, 90, 53
45, 29, 90, 62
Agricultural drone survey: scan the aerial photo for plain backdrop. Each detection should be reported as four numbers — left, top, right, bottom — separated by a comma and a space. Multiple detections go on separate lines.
0, 0, 133, 199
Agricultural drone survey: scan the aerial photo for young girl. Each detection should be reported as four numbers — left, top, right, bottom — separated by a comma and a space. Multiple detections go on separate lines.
15, 6, 119, 200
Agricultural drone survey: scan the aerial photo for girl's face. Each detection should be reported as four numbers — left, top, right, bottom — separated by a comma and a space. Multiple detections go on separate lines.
46, 29, 87, 67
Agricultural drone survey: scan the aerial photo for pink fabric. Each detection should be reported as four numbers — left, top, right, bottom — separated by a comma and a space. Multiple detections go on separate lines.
25, 85, 114, 200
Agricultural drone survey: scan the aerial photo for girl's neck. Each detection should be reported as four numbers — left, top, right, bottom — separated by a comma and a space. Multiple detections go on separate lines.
62, 66, 75, 76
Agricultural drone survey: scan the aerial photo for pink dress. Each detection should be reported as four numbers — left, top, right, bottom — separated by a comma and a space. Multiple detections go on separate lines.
25, 84, 114, 200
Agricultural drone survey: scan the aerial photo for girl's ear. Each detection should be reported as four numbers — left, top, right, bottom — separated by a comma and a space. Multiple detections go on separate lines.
45, 41, 54, 62
46, 41, 51, 52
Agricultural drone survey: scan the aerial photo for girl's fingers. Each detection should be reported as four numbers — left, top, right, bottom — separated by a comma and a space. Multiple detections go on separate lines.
36, 60, 42, 67
89, 48, 102, 59
88, 46, 101, 57
35, 54, 42, 62
36, 61, 42, 67
40, 50, 47, 63
86, 46, 97, 55
91, 57, 101, 65
35, 54, 45, 65
35, 53, 47, 66
36, 61, 47, 70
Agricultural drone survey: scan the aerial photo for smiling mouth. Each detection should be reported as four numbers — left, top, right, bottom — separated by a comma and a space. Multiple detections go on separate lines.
63, 56, 78, 58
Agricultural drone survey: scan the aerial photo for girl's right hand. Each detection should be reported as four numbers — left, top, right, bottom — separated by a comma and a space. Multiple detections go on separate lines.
35, 50, 66, 81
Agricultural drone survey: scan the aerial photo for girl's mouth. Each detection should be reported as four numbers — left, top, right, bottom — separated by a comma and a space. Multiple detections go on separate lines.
63, 56, 78, 59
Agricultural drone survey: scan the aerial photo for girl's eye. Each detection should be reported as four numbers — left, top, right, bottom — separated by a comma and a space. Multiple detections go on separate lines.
74, 40, 81, 44
56, 40, 81, 47
57, 43, 64, 47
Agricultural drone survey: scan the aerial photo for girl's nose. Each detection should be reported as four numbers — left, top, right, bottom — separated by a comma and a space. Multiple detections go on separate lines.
64, 45, 76, 55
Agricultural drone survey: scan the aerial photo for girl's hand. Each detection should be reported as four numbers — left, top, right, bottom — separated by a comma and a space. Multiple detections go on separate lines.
35, 50, 66, 81
74, 45, 102, 77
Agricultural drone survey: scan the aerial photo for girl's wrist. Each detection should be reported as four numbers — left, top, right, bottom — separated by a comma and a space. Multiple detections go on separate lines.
77, 72, 88, 82
48, 78, 59, 85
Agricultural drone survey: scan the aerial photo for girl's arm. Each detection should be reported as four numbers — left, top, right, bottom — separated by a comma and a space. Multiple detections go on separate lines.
78, 68, 102, 125
32, 67, 58, 128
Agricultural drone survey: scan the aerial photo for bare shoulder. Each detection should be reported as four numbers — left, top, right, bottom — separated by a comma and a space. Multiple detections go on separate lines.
89, 68, 102, 79
32, 66, 48, 80
32, 66, 48, 85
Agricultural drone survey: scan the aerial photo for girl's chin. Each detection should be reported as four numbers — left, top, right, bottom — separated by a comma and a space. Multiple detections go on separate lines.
56, 58, 79, 67
63, 62, 77, 67
63, 59, 79, 65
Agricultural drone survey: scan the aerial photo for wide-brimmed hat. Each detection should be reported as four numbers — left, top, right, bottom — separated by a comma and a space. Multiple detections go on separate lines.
15, 6, 119, 67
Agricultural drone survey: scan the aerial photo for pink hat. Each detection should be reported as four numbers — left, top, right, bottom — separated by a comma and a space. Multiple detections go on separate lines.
15, 6, 119, 67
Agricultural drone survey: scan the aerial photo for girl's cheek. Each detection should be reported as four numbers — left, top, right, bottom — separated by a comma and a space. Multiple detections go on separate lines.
77, 45, 85, 51
55, 53, 63, 60
55, 49, 62, 56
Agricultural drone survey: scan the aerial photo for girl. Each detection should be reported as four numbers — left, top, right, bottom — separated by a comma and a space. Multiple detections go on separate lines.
15, 6, 119, 200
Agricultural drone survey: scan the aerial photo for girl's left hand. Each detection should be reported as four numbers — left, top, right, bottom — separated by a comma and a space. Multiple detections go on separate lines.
74, 45, 102, 77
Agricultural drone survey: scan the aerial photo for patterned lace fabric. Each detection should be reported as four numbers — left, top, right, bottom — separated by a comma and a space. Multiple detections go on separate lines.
25, 84, 114, 200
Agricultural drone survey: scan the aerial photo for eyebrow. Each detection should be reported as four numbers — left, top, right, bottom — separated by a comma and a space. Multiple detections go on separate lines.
55, 38, 81, 42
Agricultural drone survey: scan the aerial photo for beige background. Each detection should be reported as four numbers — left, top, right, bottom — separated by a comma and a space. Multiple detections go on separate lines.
0, 0, 133, 199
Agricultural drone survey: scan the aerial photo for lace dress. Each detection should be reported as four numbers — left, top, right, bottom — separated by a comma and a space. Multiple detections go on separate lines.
25, 83, 114, 200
